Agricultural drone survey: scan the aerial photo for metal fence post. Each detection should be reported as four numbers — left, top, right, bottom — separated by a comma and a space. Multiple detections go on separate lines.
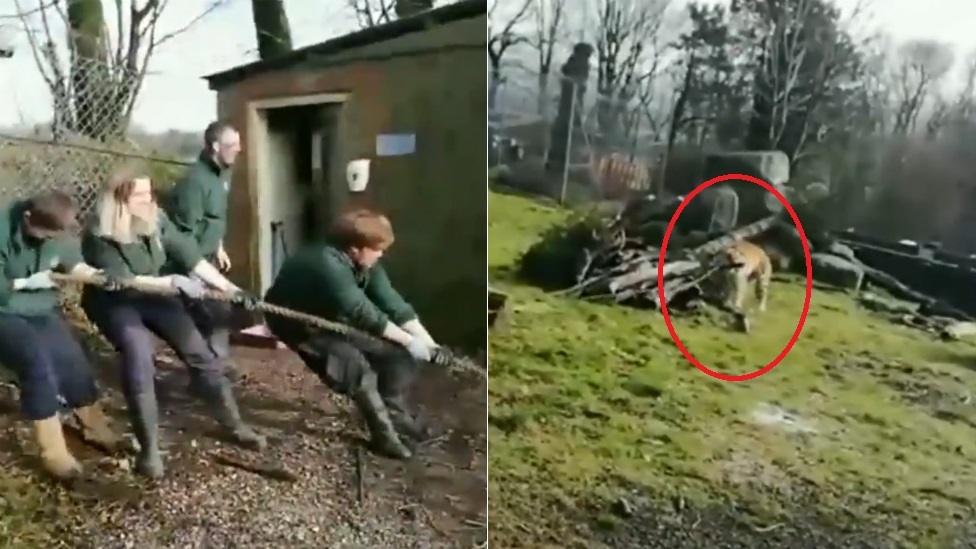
559, 80, 577, 205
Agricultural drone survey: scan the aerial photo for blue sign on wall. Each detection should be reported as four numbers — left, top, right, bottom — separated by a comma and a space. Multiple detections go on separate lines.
376, 133, 416, 156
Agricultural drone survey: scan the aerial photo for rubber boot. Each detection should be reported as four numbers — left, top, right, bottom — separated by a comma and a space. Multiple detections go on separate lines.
126, 391, 164, 479
33, 415, 83, 479
385, 395, 431, 443
73, 401, 123, 453
380, 362, 430, 442
224, 365, 244, 383
354, 374, 413, 460
201, 376, 266, 450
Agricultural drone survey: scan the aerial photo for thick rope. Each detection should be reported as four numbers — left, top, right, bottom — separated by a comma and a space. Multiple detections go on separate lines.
51, 273, 487, 380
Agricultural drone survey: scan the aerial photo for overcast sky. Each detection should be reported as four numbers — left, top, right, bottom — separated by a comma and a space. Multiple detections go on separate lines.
0, 0, 361, 133
3, 0, 976, 133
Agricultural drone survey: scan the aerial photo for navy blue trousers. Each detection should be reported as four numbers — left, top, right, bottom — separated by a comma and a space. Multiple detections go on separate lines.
81, 290, 225, 400
0, 312, 98, 420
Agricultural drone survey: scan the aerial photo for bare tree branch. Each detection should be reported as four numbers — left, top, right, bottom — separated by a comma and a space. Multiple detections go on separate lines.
891, 39, 954, 134
530, 0, 567, 116
488, 0, 532, 68
13, 0, 57, 89
153, 0, 226, 48
11, 0, 195, 140
488, 0, 532, 113
593, 0, 670, 144
348, 0, 396, 28
0, 0, 59, 19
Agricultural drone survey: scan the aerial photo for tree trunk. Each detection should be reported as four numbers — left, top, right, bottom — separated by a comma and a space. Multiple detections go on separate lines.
251, 0, 294, 60
489, 66, 502, 113
537, 71, 550, 118
68, 0, 113, 140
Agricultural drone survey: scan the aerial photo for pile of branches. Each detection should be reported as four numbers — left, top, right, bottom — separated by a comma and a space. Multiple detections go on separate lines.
519, 198, 779, 310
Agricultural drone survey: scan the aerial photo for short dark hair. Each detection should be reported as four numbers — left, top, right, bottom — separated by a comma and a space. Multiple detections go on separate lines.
204, 120, 236, 149
25, 190, 78, 232
328, 208, 395, 250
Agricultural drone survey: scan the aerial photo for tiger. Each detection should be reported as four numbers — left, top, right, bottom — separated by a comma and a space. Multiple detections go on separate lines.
717, 239, 773, 333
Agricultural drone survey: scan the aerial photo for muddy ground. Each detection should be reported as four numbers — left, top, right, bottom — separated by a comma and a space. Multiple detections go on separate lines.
586, 483, 976, 549
0, 336, 487, 548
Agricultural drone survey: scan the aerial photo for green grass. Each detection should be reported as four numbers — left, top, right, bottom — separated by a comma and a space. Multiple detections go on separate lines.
0, 468, 84, 548
488, 187, 976, 548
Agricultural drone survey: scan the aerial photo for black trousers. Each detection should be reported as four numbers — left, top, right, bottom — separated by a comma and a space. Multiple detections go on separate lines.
266, 317, 417, 399
81, 289, 225, 399
0, 312, 98, 420
186, 298, 234, 366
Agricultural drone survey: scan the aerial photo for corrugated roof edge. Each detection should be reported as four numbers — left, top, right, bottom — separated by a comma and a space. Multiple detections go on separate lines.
203, 0, 487, 90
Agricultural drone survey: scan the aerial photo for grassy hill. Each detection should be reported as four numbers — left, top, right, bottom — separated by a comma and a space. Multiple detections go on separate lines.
487, 186, 976, 548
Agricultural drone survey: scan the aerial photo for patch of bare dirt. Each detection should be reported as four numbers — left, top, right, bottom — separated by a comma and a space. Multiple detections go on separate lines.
715, 448, 795, 500
0, 340, 486, 548
590, 487, 976, 549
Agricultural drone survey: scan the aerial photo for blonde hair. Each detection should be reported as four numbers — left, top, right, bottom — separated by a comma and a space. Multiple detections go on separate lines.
92, 166, 159, 243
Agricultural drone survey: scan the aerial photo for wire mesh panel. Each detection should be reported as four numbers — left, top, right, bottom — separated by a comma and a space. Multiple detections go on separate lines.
0, 57, 188, 215
0, 137, 133, 214
490, 66, 664, 202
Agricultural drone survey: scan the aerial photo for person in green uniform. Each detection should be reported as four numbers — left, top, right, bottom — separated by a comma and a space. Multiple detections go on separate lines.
264, 208, 439, 460
81, 169, 264, 479
164, 121, 243, 381
0, 190, 121, 479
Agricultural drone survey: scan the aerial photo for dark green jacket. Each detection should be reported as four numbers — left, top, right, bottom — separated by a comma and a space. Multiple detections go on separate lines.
264, 244, 417, 335
165, 153, 228, 259
81, 212, 203, 278
0, 200, 84, 316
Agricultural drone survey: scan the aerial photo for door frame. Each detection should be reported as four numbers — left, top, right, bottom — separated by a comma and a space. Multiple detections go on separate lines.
246, 92, 349, 293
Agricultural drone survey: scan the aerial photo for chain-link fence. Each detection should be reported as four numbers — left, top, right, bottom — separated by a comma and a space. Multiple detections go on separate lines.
489, 65, 664, 204
0, 56, 190, 215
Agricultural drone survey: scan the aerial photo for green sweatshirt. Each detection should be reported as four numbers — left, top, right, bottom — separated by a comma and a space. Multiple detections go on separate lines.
81, 213, 203, 278
0, 200, 84, 316
264, 244, 417, 335
165, 153, 228, 259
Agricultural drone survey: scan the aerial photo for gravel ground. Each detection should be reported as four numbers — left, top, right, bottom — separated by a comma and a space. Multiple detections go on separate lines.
0, 341, 487, 549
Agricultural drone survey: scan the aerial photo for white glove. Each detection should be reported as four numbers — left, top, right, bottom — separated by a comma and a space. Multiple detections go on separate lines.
170, 275, 207, 299
402, 319, 438, 348
19, 271, 56, 291
405, 337, 433, 362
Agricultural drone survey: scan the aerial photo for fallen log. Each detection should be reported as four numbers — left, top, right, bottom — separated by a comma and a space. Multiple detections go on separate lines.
860, 265, 972, 320
662, 264, 727, 303
689, 215, 780, 257
606, 260, 657, 293
544, 206, 779, 310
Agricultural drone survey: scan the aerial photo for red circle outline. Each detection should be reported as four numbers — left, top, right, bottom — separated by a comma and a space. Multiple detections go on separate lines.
657, 173, 813, 382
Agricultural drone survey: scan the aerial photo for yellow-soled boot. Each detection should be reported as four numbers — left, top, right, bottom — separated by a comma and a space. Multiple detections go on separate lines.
33, 415, 82, 479
73, 402, 123, 453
